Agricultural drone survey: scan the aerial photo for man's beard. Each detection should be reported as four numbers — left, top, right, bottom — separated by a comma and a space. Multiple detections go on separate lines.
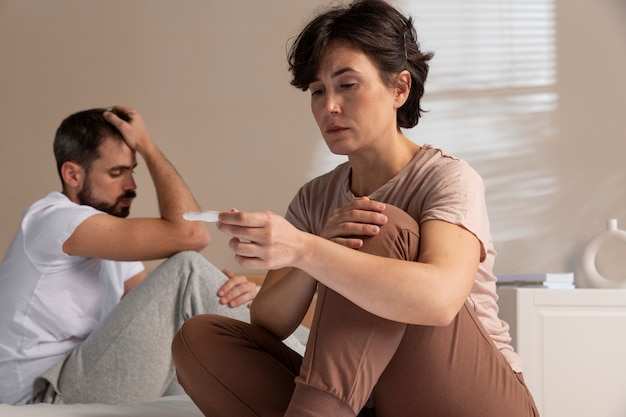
77, 180, 136, 218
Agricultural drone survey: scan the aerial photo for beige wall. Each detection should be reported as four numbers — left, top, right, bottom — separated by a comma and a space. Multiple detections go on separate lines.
1, 0, 625, 282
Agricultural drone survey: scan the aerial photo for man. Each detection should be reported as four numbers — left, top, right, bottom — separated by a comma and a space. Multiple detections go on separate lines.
0, 106, 257, 405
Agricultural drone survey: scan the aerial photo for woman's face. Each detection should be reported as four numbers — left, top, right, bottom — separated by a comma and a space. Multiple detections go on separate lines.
308, 40, 402, 157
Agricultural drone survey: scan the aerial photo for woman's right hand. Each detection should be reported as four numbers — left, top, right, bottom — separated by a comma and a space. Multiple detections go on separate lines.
217, 209, 306, 271
320, 197, 388, 249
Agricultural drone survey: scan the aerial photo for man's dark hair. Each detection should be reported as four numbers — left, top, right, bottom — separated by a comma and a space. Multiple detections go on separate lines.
53, 108, 131, 183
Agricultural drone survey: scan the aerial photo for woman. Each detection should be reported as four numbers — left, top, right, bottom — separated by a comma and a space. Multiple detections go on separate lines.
172, 1, 540, 416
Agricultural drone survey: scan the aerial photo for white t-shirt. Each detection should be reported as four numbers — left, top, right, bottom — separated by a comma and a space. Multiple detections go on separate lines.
0, 192, 144, 404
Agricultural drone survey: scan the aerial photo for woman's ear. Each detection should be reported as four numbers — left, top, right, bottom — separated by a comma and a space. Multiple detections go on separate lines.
393, 70, 412, 108
61, 161, 84, 189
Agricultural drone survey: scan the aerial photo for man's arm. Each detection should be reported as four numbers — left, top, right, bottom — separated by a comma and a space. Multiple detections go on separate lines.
63, 106, 211, 261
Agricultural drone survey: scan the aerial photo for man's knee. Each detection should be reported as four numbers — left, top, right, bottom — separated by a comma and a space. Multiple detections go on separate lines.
168, 250, 208, 266
358, 204, 420, 261
165, 251, 222, 276
142, 251, 224, 293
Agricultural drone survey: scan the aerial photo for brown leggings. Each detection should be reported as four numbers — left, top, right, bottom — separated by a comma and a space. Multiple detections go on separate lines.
172, 204, 539, 417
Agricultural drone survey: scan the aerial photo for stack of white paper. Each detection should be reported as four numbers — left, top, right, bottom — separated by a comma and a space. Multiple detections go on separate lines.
495, 272, 575, 289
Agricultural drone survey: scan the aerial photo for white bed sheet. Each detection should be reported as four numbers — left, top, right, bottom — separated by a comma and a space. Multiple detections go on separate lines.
0, 395, 203, 417
0, 320, 308, 417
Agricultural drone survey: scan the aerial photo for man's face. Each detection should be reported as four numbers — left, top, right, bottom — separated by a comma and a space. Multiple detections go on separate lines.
77, 136, 137, 218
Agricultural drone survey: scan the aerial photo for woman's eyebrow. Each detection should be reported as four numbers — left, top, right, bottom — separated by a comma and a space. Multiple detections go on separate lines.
310, 67, 359, 85
332, 67, 357, 78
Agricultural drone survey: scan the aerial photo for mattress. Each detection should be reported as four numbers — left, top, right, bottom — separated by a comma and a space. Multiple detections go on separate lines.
0, 330, 308, 416
0, 395, 203, 417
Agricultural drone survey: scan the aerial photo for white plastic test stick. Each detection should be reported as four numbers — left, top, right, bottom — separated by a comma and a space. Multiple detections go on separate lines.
182, 211, 220, 223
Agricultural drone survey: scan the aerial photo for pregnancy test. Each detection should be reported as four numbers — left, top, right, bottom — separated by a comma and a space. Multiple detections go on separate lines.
183, 211, 220, 223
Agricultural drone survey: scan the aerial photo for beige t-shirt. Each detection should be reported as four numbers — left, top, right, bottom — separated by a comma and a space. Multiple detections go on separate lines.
285, 144, 522, 373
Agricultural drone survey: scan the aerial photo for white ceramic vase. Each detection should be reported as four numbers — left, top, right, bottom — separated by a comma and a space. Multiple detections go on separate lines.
581, 218, 626, 288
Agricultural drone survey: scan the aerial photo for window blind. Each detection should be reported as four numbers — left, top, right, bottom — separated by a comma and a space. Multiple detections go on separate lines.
305, 0, 558, 243
395, 0, 558, 242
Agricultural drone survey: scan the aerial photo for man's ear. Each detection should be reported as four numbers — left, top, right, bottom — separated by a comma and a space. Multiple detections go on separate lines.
60, 161, 84, 189
393, 70, 412, 109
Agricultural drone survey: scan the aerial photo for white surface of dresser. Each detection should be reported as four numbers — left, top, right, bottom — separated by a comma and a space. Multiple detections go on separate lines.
496, 287, 626, 417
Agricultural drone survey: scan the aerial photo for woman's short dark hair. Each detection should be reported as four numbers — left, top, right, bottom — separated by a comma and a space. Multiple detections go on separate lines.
53, 108, 130, 183
287, 0, 434, 129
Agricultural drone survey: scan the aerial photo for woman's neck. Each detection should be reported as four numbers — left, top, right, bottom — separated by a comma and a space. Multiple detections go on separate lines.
349, 137, 421, 197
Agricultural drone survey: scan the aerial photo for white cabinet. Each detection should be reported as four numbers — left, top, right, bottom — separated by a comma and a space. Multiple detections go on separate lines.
496, 288, 626, 417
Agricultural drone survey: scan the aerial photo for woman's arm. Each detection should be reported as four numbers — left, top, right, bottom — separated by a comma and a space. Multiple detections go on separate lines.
218, 209, 480, 326
249, 267, 317, 339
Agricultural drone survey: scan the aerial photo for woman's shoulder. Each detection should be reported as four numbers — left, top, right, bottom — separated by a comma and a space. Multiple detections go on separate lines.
420, 144, 462, 166
416, 144, 481, 181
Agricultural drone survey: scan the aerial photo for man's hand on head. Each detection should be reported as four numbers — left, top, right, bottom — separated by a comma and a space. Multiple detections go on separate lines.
103, 106, 154, 154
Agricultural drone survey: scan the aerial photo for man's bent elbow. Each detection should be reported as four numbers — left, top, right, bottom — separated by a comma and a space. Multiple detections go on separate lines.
187, 226, 211, 251
196, 231, 212, 251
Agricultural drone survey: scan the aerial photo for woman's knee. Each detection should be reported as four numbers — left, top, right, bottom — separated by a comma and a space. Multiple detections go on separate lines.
172, 315, 228, 373
172, 315, 208, 359
173, 315, 247, 354
358, 204, 420, 261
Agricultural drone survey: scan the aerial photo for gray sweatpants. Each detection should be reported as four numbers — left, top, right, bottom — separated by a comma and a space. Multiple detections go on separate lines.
30, 251, 251, 404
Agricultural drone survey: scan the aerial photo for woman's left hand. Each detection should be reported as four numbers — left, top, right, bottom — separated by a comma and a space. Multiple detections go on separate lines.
218, 268, 258, 307
320, 197, 387, 249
